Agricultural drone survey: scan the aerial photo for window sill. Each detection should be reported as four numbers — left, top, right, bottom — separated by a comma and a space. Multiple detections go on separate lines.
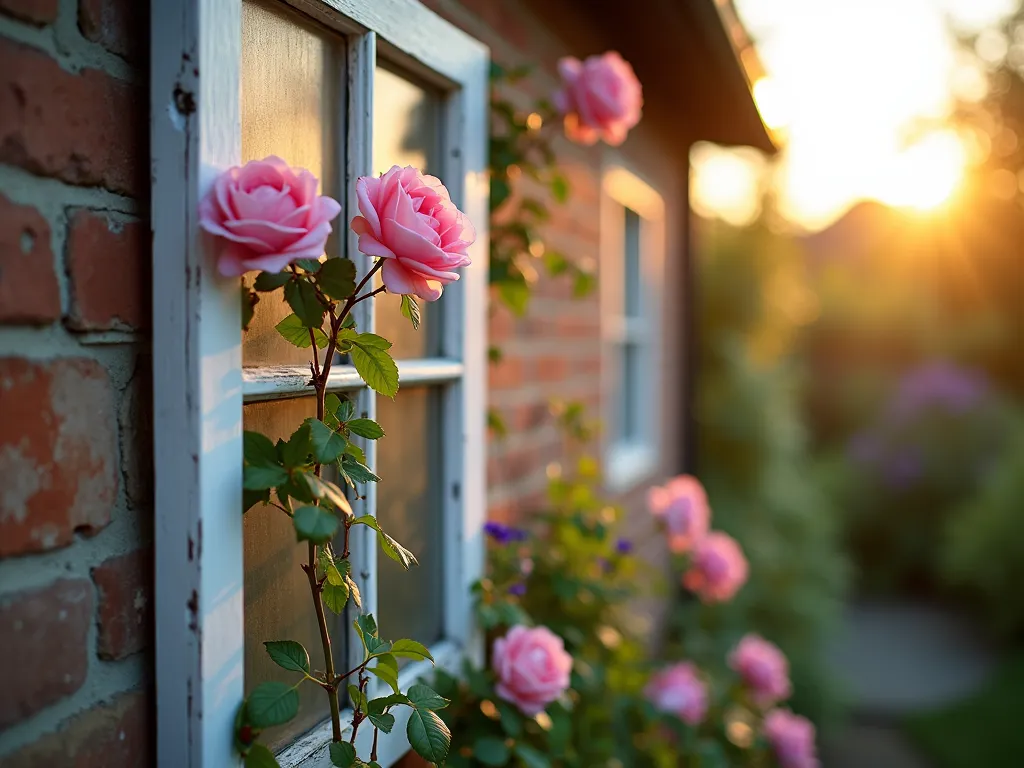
604, 442, 658, 493
275, 639, 464, 768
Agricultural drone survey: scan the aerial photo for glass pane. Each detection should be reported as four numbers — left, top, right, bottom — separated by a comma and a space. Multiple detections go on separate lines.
243, 397, 345, 749
241, 0, 343, 367
624, 207, 642, 318
617, 343, 644, 443
374, 387, 444, 646
373, 65, 443, 359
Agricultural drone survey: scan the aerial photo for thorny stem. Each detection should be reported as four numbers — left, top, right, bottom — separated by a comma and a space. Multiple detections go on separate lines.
302, 258, 385, 746
371, 727, 380, 762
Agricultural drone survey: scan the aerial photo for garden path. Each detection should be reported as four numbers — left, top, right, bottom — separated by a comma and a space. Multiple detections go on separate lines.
819, 599, 995, 768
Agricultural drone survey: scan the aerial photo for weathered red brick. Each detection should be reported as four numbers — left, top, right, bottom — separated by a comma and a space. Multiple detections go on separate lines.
92, 548, 152, 660
66, 210, 147, 331
0, 579, 92, 728
78, 0, 145, 63
5, 688, 152, 768
0, 0, 57, 26
0, 40, 145, 197
489, 355, 524, 390
535, 354, 569, 382
0, 358, 118, 556
0, 194, 60, 324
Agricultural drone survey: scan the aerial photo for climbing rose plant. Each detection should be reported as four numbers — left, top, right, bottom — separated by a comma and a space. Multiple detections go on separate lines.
202, 157, 474, 767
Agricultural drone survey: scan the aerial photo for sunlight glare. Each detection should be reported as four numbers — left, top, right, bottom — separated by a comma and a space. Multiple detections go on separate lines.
690, 143, 764, 227
752, 77, 789, 131
874, 131, 967, 211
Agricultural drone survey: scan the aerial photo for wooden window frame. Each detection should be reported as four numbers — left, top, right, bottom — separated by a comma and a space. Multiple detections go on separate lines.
151, 2, 488, 766
599, 165, 666, 492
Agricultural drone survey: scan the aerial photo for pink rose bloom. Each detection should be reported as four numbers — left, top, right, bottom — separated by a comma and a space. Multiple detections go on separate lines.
554, 51, 643, 146
351, 165, 474, 301
643, 662, 707, 726
647, 475, 710, 554
729, 634, 792, 708
199, 156, 342, 277
492, 625, 572, 716
683, 531, 748, 603
764, 709, 820, 768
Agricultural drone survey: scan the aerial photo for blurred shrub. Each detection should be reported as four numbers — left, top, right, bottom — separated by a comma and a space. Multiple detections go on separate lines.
833, 362, 1013, 593
940, 418, 1024, 641
688, 221, 850, 729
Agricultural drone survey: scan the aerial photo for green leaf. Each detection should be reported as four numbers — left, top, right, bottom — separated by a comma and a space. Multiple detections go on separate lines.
324, 393, 343, 428
400, 295, 421, 330
378, 530, 417, 569
572, 270, 596, 298
241, 286, 258, 331
243, 488, 270, 513
243, 464, 289, 491
281, 423, 312, 468
339, 453, 381, 484
263, 640, 310, 674
369, 654, 401, 694
406, 684, 448, 710
245, 743, 281, 768
317, 258, 357, 301
498, 280, 530, 315
297, 473, 353, 517
346, 418, 384, 440
348, 684, 368, 714
293, 506, 339, 543
513, 743, 551, 768
343, 441, 366, 465
407, 707, 451, 764
294, 258, 322, 273
390, 639, 434, 663
254, 271, 293, 291
329, 741, 357, 768
369, 711, 395, 733
349, 335, 399, 397
369, 693, 410, 713
345, 573, 362, 608
550, 171, 570, 203
247, 682, 299, 728
322, 579, 349, 614
496, 701, 522, 738
490, 176, 511, 210
356, 612, 378, 638
306, 418, 348, 463
325, 561, 345, 586
244, 431, 279, 467
285, 278, 326, 328
275, 313, 328, 348
473, 737, 509, 766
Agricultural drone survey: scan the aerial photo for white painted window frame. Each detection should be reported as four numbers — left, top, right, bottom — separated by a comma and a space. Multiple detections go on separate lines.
599, 165, 666, 492
151, 2, 488, 766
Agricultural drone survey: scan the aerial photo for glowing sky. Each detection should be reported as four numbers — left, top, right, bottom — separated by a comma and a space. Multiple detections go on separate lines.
690, 0, 1019, 230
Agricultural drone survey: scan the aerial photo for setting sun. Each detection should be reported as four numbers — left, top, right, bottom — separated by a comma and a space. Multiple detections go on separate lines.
874, 131, 967, 211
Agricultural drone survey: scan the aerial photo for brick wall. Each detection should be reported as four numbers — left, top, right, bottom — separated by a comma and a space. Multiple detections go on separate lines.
0, 1, 153, 765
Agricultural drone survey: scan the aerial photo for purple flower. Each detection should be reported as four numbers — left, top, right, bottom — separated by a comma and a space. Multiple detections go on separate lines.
484, 521, 528, 545
888, 362, 988, 422
597, 557, 612, 573
615, 538, 633, 555
508, 582, 527, 597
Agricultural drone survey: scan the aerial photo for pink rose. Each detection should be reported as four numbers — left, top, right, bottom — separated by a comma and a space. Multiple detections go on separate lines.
683, 531, 748, 604
647, 475, 711, 554
643, 662, 707, 726
351, 165, 475, 301
764, 709, 819, 768
199, 156, 342, 277
554, 51, 643, 146
729, 634, 792, 708
492, 625, 572, 716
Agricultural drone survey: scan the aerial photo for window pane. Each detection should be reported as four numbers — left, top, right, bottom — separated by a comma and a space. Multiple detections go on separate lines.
616, 342, 644, 443
373, 65, 443, 359
624, 207, 642, 318
244, 397, 346, 748
374, 387, 444, 646
241, 0, 343, 367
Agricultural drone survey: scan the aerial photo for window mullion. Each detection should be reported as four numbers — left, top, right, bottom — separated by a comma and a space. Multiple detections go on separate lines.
343, 28, 379, 684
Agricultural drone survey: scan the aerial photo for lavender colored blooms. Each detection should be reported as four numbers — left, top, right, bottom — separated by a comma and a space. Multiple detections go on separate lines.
888, 362, 988, 421
729, 634, 792, 708
483, 521, 528, 545
643, 662, 708, 726
508, 582, 527, 597
683, 531, 748, 604
764, 709, 820, 768
615, 538, 633, 555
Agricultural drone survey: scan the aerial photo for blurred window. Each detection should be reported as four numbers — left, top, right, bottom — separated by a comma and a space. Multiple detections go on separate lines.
601, 167, 666, 490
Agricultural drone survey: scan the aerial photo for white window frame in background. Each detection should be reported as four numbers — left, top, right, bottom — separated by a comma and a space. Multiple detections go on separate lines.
151, 2, 488, 767
600, 166, 666, 492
